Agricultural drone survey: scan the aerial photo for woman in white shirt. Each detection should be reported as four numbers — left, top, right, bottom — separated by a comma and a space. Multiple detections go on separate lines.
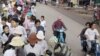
10, 17, 27, 43
85, 22, 99, 52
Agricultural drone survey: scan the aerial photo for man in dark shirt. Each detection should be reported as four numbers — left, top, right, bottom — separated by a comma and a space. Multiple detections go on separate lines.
80, 22, 90, 52
35, 20, 44, 34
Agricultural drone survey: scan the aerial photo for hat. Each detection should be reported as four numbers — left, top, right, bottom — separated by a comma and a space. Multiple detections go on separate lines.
32, 5, 35, 8
9, 36, 25, 46
28, 33, 38, 44
36, 31, 45, 40
17, 6, 22, 11
27, 12, 33, 17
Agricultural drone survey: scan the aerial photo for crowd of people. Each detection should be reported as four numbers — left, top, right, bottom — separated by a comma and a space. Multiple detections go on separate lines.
0, 0, 49, 56
2, 0, 100, 56
0, 0, 68, 56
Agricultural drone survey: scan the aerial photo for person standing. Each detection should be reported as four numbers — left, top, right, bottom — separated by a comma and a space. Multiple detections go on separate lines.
1, 25, 11, 47
31, 20, 44, 34
0, 17, 7, 35
40, 16, 46, 29
31, 5, 36, 16
10, 17, 27, 43
24, 33, 42, 56
36, 31, 48, 56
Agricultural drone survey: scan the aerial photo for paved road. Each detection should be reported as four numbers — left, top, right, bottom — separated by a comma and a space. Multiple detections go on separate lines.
36, 4, 84, 56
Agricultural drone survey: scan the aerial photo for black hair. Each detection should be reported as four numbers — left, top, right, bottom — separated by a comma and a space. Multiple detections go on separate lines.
31, 15, 36, 22
41, 16, 45, 19
19, 17, 25, 26
85, 22, 90, 26
3, 25, 9, 30
16, 10, 21, 15
27, 53, 36, 56
2, 25, 9, 35
8, 15, 12, 22
11, 17, 19, 23
3, 45, 15, 53
1, 17, 7, 21
26, 2, 29, 5
89, 22, 96, 28
14, 2, 18, 7
35, 20, 40, 24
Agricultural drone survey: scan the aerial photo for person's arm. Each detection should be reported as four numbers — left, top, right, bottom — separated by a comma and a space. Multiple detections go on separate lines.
52, 22, 55, 31
22, 27, 27, 43
84, 29, 89, 39
43, 41, 48, 53
62, 21, 67, 30
95, 29, 100, 39
4, 34, 14, 46
23, 45, 28, 55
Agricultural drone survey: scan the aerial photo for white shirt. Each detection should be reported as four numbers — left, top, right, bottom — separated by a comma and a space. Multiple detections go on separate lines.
30, 26, 36, 33
37, 40, 48, 55
0, 23, 3, 35
10, 25, 27, 42
31, 6, 36, 16
41, 20, 46, 28
1, 33, 11, 44
24, 44, 42, 56
85, 28, 99, 40
29, 22, 35, 30
4, 49, 16, 56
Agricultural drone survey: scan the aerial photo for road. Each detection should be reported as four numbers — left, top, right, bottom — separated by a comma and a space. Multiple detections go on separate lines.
0, 3, 85, 56
36, 4, 84, 56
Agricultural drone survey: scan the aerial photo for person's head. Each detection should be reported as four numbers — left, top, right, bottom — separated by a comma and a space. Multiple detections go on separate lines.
1, 17, 7, 25
30, 15, 36, 22
35, 20, 41, 27
27, 53, 36, 56
27, 12, 33, 19
3, 25, 9, 33
89, 22, 97, 29
41, 16, 45, 21
11, 18, 19, 27
85, 22, 90, 28
28, 33, 38, 45
8, 15, 12, 23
